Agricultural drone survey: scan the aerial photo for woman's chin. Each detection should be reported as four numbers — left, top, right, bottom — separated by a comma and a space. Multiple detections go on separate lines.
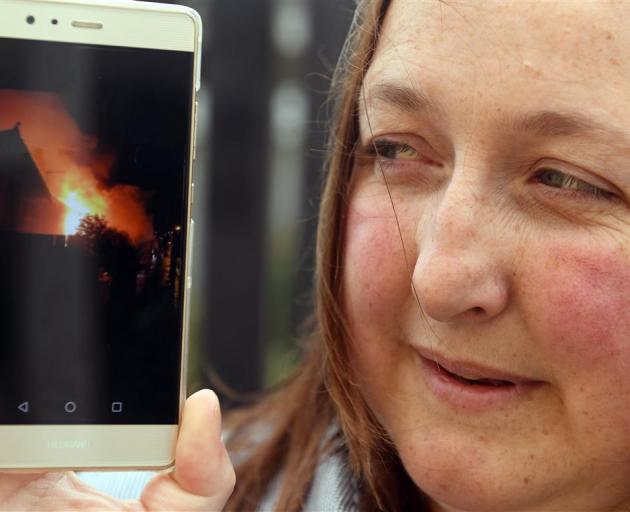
412, 467, 533, 512
395, 435, 553, 512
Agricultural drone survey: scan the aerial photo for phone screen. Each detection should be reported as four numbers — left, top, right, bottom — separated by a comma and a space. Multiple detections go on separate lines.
0, 37, 194, 425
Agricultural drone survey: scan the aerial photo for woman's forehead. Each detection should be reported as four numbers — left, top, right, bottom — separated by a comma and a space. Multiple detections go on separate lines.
364, 0, 630, 129
375, 0, 630, 61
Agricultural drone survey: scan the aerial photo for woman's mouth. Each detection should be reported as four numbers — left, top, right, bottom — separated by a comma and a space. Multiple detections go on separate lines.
414, 347, 542, 412
434, 364, 515, 388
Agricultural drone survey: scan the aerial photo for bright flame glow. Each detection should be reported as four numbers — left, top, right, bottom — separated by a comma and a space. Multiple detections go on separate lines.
59, 182, 106, 235
62, 191, 89, 234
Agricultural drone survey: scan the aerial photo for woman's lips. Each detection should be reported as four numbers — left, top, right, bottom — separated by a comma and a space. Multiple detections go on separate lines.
414, 346, 542, 412
415, 346, 533, 383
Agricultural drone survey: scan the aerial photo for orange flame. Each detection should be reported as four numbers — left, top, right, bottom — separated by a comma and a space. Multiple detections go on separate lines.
59, 182, 107, 234
0, 90, 154, 243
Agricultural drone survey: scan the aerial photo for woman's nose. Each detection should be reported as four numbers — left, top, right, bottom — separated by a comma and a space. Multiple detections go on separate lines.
412, 177, 511, 323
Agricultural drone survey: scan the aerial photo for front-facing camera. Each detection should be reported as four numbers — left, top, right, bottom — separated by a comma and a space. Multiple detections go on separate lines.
26, 15, 35, 25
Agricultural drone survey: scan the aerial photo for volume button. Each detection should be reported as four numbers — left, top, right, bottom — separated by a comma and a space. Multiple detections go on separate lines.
187, 219, 194, 290
192, 100, 198, 160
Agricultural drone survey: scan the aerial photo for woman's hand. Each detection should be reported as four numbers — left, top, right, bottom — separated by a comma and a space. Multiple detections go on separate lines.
0, 389, 235, 511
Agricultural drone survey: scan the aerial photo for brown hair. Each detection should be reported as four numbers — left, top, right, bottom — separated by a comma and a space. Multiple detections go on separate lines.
225, 1, 427, 509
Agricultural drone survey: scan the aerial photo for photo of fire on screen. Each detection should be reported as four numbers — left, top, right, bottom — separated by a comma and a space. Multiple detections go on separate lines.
0, 91, 182, 305
0, 38, 192, 424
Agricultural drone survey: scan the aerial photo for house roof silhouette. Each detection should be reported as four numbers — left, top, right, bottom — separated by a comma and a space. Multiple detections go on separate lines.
0, 123, 52, 200
0, 122, 66, 233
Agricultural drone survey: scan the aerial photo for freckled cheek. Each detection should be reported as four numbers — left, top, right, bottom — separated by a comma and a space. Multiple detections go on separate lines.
343, 211, 407, 320
341, 195, 418, 338
524, 247, 630, 369
342, 202, 422, 424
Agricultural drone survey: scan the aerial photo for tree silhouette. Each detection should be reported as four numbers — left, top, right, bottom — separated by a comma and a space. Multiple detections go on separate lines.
76, 214, 108, 254
76, 214, 137, 280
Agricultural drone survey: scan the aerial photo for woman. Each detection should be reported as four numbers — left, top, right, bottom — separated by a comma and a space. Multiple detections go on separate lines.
228, 0, 630, 510
5, 0, 630, 510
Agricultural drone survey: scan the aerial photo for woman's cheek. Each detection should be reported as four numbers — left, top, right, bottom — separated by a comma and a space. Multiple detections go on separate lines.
524, 244, 630, 370
342, 199, 411, 327
342, 192, 421, 420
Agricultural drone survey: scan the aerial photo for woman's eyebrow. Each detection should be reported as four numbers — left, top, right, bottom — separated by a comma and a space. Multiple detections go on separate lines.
362, 81, 630, 149
510, 110, 628, 142
362, 81, 443, 118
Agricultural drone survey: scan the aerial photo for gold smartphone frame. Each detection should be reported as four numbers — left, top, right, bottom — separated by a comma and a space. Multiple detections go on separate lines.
0, 0, 201, 470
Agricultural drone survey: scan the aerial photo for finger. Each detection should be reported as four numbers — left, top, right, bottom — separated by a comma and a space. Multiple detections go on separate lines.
140, 390, 235, 511
173, 389, 233, 497
1, 472, 132, 511
0, 472, 47, 498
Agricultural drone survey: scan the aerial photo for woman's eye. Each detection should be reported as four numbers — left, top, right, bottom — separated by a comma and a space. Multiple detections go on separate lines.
372, 140, 419, 161
533, 168, 616, 201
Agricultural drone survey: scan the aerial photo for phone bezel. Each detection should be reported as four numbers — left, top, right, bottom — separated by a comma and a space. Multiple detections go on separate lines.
0, 0, 200, 471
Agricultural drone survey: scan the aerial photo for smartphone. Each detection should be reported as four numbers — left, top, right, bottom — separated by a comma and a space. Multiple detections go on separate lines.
0, 0, 201, 470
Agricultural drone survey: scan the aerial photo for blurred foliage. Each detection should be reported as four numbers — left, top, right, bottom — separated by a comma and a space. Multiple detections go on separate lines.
264, 230, 300, 387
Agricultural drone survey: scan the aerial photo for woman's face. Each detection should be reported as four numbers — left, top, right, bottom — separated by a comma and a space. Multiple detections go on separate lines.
343, 1, 630, 511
